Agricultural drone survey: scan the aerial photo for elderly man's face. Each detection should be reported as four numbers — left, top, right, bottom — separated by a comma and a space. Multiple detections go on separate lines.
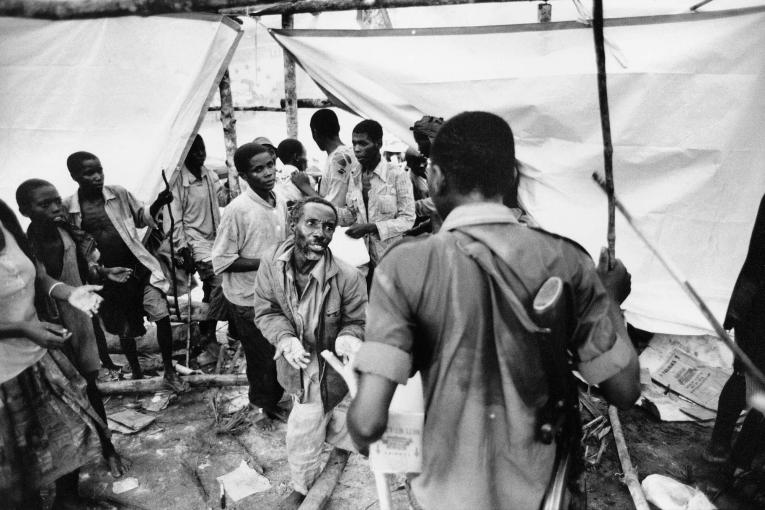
292, 202, 337, 261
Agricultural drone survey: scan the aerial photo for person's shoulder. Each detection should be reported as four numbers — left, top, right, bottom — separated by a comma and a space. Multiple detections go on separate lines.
260, 242, 283, 267
378, 234, 438, 267
526, 226, 589, 257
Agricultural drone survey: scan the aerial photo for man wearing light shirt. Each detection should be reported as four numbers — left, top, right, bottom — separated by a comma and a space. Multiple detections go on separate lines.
169, 134, 231, 346
337, 119, 415, 284
212, 143, 288, 429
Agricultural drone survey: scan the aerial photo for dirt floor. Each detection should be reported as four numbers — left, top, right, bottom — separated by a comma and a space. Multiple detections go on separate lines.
79, 320, 762, 510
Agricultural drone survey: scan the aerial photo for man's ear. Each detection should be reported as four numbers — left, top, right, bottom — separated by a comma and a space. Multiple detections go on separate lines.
289, 219, 297, 234
19, 205, 30, 218
68, 171, 78, 183
429, 163, 447, 196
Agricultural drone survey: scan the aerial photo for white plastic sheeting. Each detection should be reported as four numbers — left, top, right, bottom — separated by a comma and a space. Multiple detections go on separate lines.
0, 14, 242, 218
271, 5, 765, 335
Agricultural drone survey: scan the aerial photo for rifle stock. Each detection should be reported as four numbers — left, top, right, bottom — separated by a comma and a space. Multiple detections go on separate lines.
533, 277, 585, 510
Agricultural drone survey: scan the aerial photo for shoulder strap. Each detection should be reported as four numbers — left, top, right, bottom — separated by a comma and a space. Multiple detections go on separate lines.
450, 229, 548, 335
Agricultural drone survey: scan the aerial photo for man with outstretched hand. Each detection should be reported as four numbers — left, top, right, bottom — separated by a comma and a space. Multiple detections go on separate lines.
253, 197, 366, 510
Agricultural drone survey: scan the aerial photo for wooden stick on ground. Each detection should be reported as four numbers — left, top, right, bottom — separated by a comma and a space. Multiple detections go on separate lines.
299, 448, 350, 510
97, 374, 248, 395
608, 406, 650, 510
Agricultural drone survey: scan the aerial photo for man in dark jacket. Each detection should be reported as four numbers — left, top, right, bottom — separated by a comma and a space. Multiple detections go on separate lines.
253, 197, 366, 510
705, 193, 765, 468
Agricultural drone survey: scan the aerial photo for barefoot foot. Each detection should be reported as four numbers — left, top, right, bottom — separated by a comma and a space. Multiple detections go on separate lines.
106, 451, 132, 478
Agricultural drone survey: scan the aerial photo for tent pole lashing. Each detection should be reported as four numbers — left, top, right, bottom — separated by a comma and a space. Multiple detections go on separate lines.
592, 0, 616, 269
282, 14, 299, 139
218, 68, 241, 198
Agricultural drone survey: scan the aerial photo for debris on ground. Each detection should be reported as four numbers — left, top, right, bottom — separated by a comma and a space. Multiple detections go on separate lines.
217, 459, 272, 502
112, 477, 140, 495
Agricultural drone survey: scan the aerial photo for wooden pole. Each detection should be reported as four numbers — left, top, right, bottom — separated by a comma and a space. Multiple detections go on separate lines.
224, 0, 528, 17
608, 406, 650, 510
97, 374, 248, 394
218, 68, 241, 198
592, 0, 616, 268
282, 14, 299, 139
1, 0, 529, 19
299, 448, 350, 510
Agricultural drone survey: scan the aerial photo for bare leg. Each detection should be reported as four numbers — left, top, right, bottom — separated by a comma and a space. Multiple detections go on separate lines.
156, 317, 189, 392
118, 337, 143, 379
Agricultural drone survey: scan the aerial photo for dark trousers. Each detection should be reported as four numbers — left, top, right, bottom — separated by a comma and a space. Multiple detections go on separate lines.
230, 303, 284, 411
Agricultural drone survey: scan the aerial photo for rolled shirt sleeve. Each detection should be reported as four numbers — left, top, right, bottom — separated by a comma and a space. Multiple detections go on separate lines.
211, 208, 240, 275
567, 245, 634, 385
375, 169, 415, 242
354, 261, 414, 385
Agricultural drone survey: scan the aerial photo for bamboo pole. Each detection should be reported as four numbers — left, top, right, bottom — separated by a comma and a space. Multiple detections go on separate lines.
97, 374, 248, 394
608, 406, 650, 510
592, 0, 616, 269
282, 13, 299, 139
218, 69, 241, 198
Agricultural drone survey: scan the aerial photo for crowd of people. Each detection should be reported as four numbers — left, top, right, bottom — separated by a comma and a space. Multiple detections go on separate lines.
0, 108, 760, 510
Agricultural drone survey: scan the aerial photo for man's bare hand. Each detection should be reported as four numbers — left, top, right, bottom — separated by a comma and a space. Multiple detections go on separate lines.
346, 223, 377, 239
104, 267, 132, 283
22, 321, 72, 349
68, 285, 104, 317
274, 336, 310, 370
321, 350, 358, 398
335, 335, 362, 358
596, 247, 631, 305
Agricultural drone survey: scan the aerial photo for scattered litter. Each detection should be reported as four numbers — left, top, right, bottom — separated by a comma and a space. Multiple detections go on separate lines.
108, 409, 156, 434
112, 477, 139, 494
641, 474, 716, 510
174, 363, 203, 376
142, 392, 173, 412
198, 461, 211, 470
196, 351, 217, 367
216, 460, 271, 502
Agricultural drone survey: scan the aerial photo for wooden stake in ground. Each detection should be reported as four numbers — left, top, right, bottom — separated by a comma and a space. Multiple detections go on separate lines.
97, 374, 248, 395
299, 448, 350, 510
608, 406, 650, 510
282, 14, 299, 139
218, 68, 241, 199
592, 0, 616, 268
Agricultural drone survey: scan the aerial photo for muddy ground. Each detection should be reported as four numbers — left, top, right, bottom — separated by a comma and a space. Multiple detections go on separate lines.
79, 321, 759, 510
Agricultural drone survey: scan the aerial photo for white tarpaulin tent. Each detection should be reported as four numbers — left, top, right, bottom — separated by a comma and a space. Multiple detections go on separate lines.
0, 14, 242, 217
270, 2, 765, 336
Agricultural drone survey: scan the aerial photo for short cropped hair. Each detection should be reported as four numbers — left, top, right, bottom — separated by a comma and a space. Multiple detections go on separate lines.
310, 109, 341, 139
352, 119, 383, 143
233, 143, 270, 173
67, 151, 98, 173
430, 111, 515, 199
16, 179, 55, 211
277, 139, 304, 166
289, 197, 338, 226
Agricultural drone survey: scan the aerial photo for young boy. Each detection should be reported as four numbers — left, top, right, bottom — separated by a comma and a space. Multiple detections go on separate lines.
63, 151, 188, 392
275, 138, 312, 206
169, 134, 231, 348
17, 178, 132, 478
212, 143, 288, 430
